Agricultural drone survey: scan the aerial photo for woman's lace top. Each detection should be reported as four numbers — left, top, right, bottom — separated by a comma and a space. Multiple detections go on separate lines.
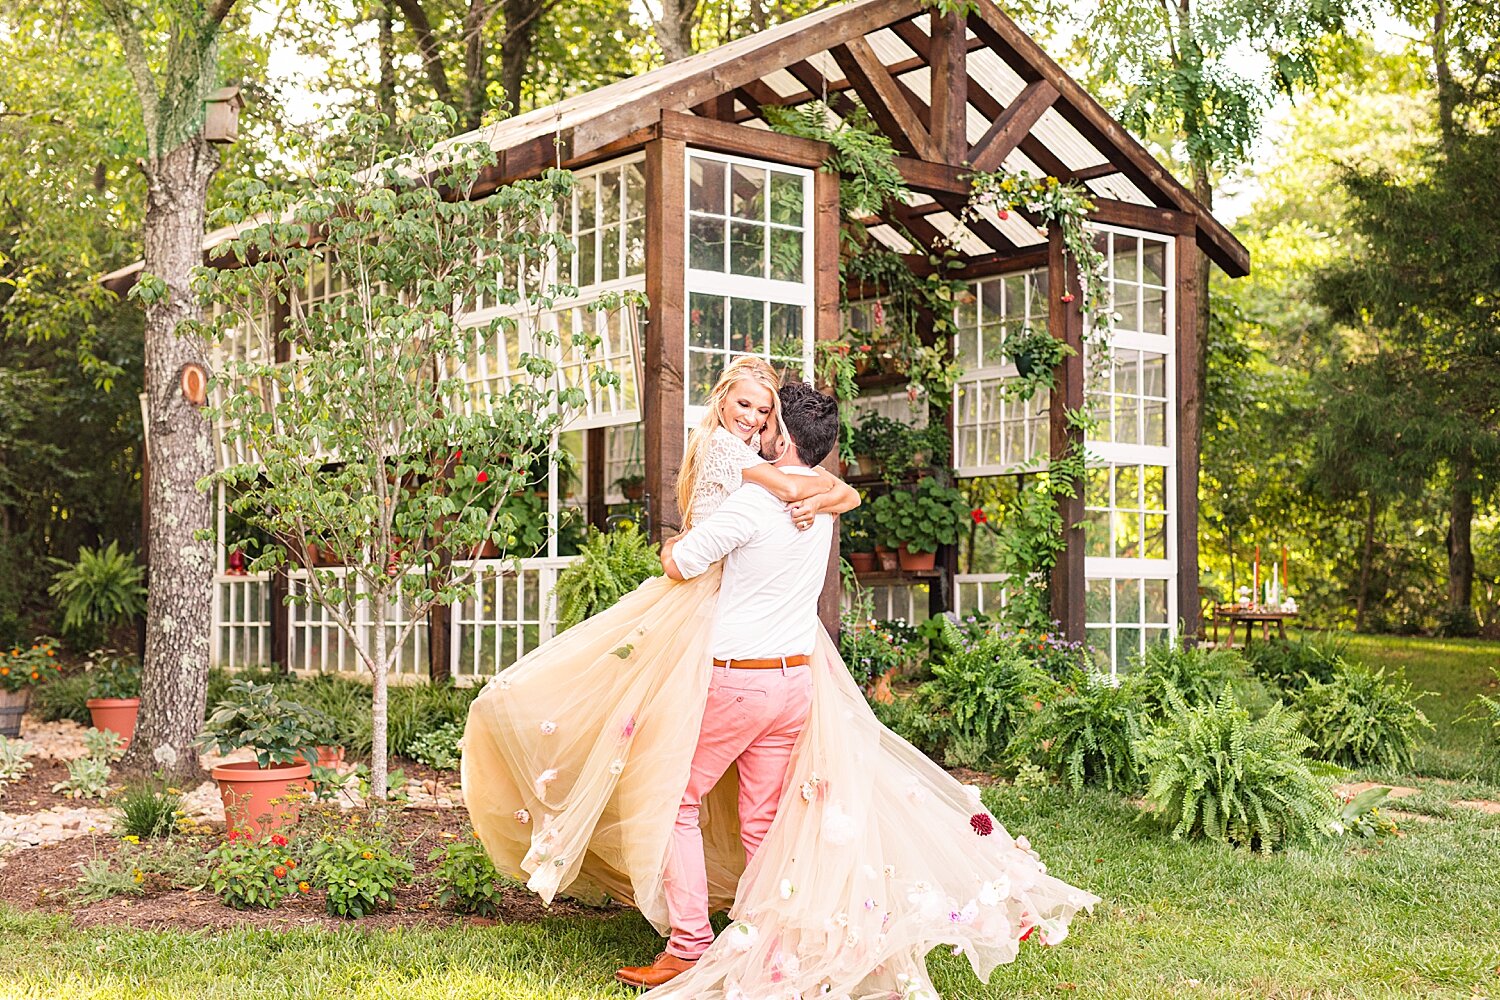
688, 426, 765, 525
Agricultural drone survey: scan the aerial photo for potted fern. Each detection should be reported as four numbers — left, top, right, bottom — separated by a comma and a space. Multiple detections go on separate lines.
85, 652, 141, 749
553, 524, 663, 632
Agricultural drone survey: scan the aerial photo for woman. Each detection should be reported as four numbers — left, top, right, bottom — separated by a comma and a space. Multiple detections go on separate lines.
463, 360, 1097, 999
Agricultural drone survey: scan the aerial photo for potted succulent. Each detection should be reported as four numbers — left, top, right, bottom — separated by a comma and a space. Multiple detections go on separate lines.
841, 509, 878, 574
85, 652, 141, 748
0, 639, 61, 738
868, 479, 969, 571
197, 680, 336, 838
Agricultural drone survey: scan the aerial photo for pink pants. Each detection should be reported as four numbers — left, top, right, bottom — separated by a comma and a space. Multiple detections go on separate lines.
664, 662, 814, 960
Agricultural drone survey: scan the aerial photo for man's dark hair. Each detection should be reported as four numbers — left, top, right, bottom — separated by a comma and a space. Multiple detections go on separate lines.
777, 381, 840, 467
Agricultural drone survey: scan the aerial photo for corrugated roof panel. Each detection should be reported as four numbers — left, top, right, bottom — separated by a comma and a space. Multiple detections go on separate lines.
966, 48, 1026, 106
865, 27, 917, 65
805, 50, 843, 83
926, 211, 992, 256
869, 225, 915, 254
974, 203, 1048, 247
901, 189, 937, 209
762, 68, 804, 99
966, 104, 989, 145
898, 63, 933, 104
1088, 173, 1153, 205
1001, 149, 1042, 177
1030, 107, 1108, 171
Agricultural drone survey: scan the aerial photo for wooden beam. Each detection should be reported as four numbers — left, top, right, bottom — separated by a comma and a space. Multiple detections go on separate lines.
952, 246, 1050, 279
813, 167, 844, 639
1047, 228, 1085, 643
659, 109, 830, 168
784, 60, 860, 119
1088, 198, 1195, 236
643, 137, 688, 540
691, 94, 736, 120
929, 9, 969, 164
1175, 232, 1203, 640
586, 427, 607, 529
968, 78, 1057, 172
1071, 162, 1120, 182
929, 191, 1011, 254
831, 38, 940, 162
883, 199, 947, 258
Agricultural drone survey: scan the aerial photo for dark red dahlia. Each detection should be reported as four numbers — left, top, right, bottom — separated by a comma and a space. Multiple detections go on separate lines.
970, 812, 994, 836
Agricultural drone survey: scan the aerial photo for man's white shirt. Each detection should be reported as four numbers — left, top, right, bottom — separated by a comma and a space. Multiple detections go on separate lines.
670, 467, 833, 661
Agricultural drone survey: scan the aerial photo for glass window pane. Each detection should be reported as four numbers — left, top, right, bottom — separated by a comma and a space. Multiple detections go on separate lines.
1144, 400, 1166, 446
769, 171, 803, 226
1142, 286, 1166, 334
689, 293, 724, 351
1116, 626, 1142, 668
1115, 579, 1141, 623
690, 157, 726, 214
1114, 395, 1139, 444
626, 162, 645, 216
625, 216, 646, 276
1086, 466, 1110, 508
688, 350, 724, 405
689, 216, 726, 272
1114, 511, 1140, 558
579, 231, 597, 287
956, 287, 978, 331
1142, 465, 1167, 510
1141, 353, 1166, 397
577, 175, 597, 231
1143, 514, 1167, 560
1115, 288, 1138, 330
601, 224, 621, 282
1087, 629, 1111, 670
1113, 233, 1138, 282
1115, 464, 1139, 509
983, 279, 1006, 323
769, 303, 802, 358
1085, 511, 1110, 558
730, 297, 765, 354
600, 168, 621, 226
1144, 579, 1169, 623
769, 227, 803, 282
729, 221, 765, 277
1086, 578, 1112, 621
1115, 348, 1140, 395
731, 164, 767, 220
1142, 241, 1166, 285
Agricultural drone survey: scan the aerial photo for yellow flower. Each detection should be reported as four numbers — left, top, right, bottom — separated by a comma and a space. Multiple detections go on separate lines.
122, 835, 140, 844
132, 870, 144, 883
166, 787, 182, 795
361, 851, 374, 860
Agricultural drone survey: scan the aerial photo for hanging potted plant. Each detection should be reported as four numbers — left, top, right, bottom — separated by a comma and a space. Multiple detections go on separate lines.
869, 479, 968, 572
614, 472, 646, 502
0, 639, 61, 738
1002, 325, 1070, 394
84, 652, 141, 748
197, 680, 335, 838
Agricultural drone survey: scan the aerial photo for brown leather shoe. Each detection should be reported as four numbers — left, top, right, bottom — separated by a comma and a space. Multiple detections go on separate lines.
615, 951, 697, 989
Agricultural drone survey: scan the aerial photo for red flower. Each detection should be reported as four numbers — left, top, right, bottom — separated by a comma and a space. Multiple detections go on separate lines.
872, 301, 885, 327
271, 834, 288, 847
273, 865, 287, 878
476, 471, 489, 484
997, 208, 1010, 221
451, 449, 462, 463
1020, 925, 1035, 942
1060, 293, 1075, 304
970, 508, 988, 525
970, 813, 994, 836
227, 830, 240, 842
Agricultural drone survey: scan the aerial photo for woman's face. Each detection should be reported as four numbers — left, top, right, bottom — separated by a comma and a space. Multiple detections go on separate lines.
718, 378, 775, 444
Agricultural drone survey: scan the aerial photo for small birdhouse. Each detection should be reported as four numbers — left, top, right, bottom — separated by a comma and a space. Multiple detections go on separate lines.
204, 85, 245, 145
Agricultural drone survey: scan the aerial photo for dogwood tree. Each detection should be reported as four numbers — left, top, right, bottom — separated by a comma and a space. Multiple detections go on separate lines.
196, 106, 617, 798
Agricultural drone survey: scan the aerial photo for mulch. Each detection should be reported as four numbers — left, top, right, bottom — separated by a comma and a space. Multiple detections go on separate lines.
0, 758, 78, 814
0, 770, 624, 934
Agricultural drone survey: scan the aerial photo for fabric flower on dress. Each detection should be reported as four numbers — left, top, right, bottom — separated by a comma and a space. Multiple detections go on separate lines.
949, 901, 978, 924
882, 865, 896, 879
619, 715, 636, 741
970, 812, 994, 836
725, 922, 760, 953
778, 879, 796, 900
800, 773, 822, 802
534, 768, 559, 797
539, 720, 557, 735
608, 758, 625, 775
977, 876, 1010, 906
513, 809, 531, 825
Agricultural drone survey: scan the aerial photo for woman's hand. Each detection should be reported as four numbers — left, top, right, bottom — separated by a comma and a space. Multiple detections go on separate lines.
788, 493, 828, 531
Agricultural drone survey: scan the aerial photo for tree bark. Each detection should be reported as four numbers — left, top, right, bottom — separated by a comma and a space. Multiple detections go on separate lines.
1446, 450, 1475, 616
461, 0, 490, 129
501, 0, 547, 117
1355, 493, 1378, 632
370, 593, 390, 800
378, 2, 396, 121
121, 138, 220, 783
653, 0, 697, 62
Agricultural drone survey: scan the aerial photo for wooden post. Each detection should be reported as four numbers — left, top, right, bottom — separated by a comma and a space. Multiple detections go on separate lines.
1047, 229, 1085, 641
1175, 232, 1202, 640
813, 167, 843, 638
929, 8, 969, 165
644, 135, 688, 542
586, 427, 607, 529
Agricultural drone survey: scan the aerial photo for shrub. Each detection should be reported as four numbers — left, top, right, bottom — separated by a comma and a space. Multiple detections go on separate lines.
1330, 785, 1400, 840
1134, 643, 1248, 712
83, 728, 125, 763
1293, 662, 1432, 771
52, 755, 111, 799
0, 735, 33, 785
1135, 694, 1334, 853
31, 671, 91, 724
405, 721, 464, 770
429, 833, 508, 917
207, 832, 303, 909
914, 617, 1058, 769
554, 524, 662, 632
46, 541, 147, 645
1013, 668, 1146, 792
1243, 636, 1344, 691
869, 695, 944, 758
1468, 669, 1500, 753
867, 479, 969, 554
1, 638, 63, 691
198, 679, 334, 766
86, 652, 141, 700
115, 780, 183, 839
309, 834, 413, 918
838, 618, 904, 687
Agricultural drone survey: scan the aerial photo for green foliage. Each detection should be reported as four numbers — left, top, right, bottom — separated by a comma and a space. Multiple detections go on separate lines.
309, 834, 414, 918
197, 680, 334, 767
1468, 669, 1500, 755
553, 524, 662, 632
1134, 643, 1248, 711
849, 414, 950, 484
72, 858, 145, 904
761, 102, 905, 220
0, 735, 33, 785
1014, 669, 1146, 792
837, 617, 903, 687
83, 728, 125, 764
1329, 785, 1400, 840
114, 780, 183, 839
1243, 636, 1345, 691
404, 721, 464, 771
1135, 694, 1335, 853
86, 651, 141, 700
1, 639, 62, 691
207, 834, 302, 910
1293, 662, 1432, 771
46, 542, 146, 644
915, 617, 1058, 769
29, 672, 91, 725
429, 834, 510, 917
52, 754, 111, 800
867, 479, 969, 554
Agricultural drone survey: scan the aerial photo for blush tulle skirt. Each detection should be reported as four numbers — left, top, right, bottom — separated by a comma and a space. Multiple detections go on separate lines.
462, 565, 1098, 999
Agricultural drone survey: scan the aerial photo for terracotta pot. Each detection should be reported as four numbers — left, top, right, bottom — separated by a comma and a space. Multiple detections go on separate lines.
848, 551, 878, 573
876, 547, 900, 573
855, 454, 877, 477
86, 697, 141, 748
622, 482, 645, 501
296, 745, 345, 769
897, 544, 936, 572
211, 759, 312, 839
470, 539, 501, 558
0, 687, 29, 739
870, 666, 899, 705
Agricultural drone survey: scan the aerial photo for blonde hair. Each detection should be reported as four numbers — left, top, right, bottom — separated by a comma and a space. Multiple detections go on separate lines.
677, 356, 786, 528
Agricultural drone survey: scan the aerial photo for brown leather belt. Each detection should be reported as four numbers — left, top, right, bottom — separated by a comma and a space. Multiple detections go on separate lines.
712, 654, 811, 670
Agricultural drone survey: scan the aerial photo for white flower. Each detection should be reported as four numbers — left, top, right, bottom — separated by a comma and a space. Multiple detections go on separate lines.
779, 878, 796, 900
822, 801, 856, 846
725, 922, 759, 952
513, 809, 531, 825
882, 865, 896, 879
534, 768, 558, 797
961, 784, 984, 805
978, 877, 1010, 907
151, 744, 178, 768
800, 773, 822, 802
608, 758, 625, 775
539, 720, 557, 735
950, 901, 978, 924
1014, 834, 1031, 852
1328, 819, 1346, 835
833, 912, 848, 928
844, 928, 860, 948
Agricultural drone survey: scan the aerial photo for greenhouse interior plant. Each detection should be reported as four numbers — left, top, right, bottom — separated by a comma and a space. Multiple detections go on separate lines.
868, 479, 970, 571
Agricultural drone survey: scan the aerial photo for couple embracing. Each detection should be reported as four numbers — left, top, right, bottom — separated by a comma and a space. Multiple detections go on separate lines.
462, 358, 1096, 999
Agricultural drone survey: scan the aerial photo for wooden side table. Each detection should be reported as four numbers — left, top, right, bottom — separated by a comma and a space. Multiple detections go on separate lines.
1212, 607, 1297, 650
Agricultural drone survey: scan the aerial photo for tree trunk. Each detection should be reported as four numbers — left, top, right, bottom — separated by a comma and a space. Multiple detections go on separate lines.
370, 593, 390, 800
462, 0, 489, 129
1446, 451, 1475, 615
653, 0, 697, 62
378, 3, 396, 121
1355, 493, 1378, 632
120, 138, 220, 783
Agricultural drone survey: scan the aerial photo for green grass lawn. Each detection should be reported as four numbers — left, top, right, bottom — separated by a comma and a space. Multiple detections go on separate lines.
3, 635, 1498, 999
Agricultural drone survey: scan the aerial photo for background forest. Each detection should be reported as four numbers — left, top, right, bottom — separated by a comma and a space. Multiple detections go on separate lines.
1, 0, 1496, 643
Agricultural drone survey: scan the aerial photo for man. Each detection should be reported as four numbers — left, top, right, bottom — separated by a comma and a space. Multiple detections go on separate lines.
615, 381, 841, 989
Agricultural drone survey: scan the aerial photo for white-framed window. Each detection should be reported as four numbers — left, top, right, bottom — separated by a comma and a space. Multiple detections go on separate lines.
210, 295, 274, 470
953, 268, 1051, 476
569, 157, 646, 289
557, 300, 642, 429
451, 557, 574, 678
1084, 463, 1170, 562
1086, 575, 1172, 672
684, 150, 814, 419
214, 576, 272, 669
842, 582, 930, 625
